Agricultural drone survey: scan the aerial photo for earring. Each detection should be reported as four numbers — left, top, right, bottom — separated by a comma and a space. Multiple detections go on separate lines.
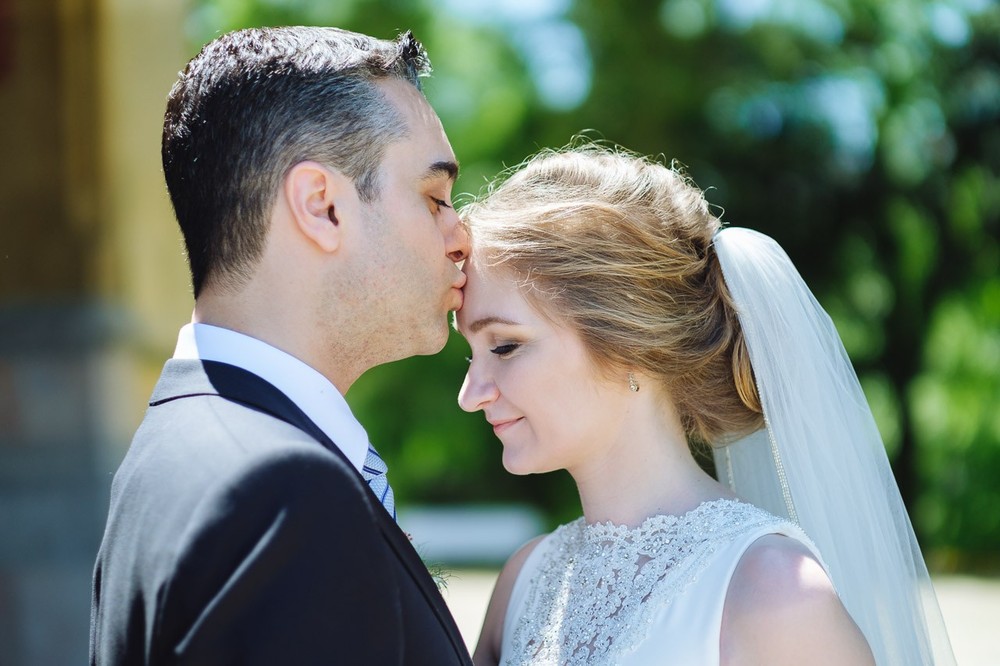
628, 373, 639, 392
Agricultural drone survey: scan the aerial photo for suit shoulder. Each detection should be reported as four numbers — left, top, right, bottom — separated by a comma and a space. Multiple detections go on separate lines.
104, 394, 376, 577
169, 450, 377, 583
120, 393, 358, 491
218, 443, 368, 514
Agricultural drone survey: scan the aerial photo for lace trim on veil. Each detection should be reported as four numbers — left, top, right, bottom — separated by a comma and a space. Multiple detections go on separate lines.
503, 499, 796, 665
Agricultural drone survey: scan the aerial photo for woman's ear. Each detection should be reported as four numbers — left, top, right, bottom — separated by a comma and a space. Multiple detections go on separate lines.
284, 161, 353, 253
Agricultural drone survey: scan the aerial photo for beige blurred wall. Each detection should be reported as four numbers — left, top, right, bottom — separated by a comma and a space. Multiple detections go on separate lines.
98, 0, 193, 352
0, 0, 190, 662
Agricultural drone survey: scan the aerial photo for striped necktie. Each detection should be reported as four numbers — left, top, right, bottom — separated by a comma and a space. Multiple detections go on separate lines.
361, 443, 396, 520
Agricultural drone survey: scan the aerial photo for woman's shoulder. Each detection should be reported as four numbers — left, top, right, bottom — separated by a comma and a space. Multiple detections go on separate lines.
720, 534, 874, 666
472, 533, 550, 666
726, 533, 833, 611
499, 533, 550, 587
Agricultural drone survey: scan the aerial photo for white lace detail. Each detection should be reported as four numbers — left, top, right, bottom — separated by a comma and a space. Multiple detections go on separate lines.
503, 499, 793, 665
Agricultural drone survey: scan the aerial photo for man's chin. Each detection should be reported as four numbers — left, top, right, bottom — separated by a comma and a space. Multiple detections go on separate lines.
400, 322, 450, 359
423, 324, 450, 355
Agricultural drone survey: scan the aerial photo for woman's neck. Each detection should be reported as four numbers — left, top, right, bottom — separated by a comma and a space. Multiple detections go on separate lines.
569, 412, 734, 527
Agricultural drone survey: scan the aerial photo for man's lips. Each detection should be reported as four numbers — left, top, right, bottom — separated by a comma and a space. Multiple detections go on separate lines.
449, 273, 467, 310
450, 286, 464, 311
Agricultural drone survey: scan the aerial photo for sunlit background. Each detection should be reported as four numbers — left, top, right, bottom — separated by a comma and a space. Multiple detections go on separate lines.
1, 0, 997, 663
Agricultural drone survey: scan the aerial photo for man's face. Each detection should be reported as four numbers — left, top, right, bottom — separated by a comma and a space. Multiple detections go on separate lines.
347, 78, 469, 362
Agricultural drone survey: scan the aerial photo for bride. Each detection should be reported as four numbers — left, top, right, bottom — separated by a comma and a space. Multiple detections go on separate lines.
454, 144, 954, 665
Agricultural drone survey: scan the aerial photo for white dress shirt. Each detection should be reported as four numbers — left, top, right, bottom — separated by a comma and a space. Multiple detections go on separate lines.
172, 322, 369, 474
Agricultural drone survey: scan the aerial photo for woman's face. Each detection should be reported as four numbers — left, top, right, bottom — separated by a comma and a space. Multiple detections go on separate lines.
455, 255, 632, 476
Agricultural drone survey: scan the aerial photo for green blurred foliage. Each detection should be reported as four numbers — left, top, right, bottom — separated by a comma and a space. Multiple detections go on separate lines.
188, 0, 1000, 561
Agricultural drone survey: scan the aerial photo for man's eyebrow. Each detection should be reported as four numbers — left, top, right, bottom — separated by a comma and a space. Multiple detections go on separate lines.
468, 316, 518, 334
422, 160, 459, 183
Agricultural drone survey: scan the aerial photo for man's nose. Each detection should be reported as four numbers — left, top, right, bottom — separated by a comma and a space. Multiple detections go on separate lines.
446, 217, 470, 263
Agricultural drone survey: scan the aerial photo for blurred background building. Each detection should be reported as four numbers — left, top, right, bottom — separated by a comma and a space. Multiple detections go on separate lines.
1, 0, 997, 663
1, 1, 191, 662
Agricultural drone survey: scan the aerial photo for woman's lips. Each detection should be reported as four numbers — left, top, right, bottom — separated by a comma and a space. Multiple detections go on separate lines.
492, 417, 523, 436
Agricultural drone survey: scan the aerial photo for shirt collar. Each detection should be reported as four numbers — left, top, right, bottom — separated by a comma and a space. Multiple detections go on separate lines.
173, 322, 369, 473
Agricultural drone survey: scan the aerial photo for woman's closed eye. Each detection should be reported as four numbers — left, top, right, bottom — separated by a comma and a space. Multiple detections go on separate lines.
490, 343, 520, 357
431, 197, 452, 211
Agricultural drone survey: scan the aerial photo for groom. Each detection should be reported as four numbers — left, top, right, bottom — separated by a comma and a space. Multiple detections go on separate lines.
89, 27, 472, 665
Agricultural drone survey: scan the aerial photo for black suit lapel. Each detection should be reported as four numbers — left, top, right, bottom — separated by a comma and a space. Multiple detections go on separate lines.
152, 359, 472, 663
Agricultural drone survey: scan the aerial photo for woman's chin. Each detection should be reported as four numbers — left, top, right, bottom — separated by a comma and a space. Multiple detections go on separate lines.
501, 451, 535, 476
502, 450, 558, 476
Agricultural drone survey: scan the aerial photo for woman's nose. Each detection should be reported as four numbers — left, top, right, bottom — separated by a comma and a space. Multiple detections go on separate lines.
458, 367, 499, 413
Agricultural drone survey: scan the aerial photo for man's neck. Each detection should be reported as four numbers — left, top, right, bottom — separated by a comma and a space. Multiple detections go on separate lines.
193, 291, 361, 394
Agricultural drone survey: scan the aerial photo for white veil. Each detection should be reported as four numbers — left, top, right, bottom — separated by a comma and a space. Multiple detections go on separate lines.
712, 228, 955, 665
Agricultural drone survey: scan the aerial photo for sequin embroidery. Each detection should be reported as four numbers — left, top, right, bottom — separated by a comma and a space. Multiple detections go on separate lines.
503, 499, 795, 665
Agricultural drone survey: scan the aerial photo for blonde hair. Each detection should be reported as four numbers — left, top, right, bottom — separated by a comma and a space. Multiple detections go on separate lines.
461, 144, 763, 445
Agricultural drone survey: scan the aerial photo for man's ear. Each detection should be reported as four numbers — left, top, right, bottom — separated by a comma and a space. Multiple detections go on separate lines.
284, 161, 354, 253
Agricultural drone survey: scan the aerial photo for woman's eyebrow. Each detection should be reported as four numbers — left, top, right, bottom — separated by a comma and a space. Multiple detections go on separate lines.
468, 315, 519, 334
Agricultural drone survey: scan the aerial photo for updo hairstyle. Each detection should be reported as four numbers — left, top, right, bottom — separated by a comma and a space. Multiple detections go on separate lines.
460, 144, 763, 446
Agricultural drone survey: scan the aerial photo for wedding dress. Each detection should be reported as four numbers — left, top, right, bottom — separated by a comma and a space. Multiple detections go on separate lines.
499, 498, 819, 665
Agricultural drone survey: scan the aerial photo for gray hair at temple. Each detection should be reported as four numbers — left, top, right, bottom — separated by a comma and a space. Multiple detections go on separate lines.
162, 26, 432, 296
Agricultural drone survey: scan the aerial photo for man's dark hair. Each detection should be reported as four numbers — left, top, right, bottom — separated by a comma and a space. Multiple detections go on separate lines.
162, 26, 431, 296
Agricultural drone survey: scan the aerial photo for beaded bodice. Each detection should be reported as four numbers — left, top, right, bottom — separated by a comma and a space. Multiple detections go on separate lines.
502, 499, 791, 665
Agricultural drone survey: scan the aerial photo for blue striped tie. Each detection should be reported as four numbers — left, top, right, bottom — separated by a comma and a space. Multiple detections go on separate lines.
361, 443, 396, 520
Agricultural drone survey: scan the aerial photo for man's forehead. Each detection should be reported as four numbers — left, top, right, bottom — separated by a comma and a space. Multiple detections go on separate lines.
377, 80, 458, 179
377, 77, 445, 135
